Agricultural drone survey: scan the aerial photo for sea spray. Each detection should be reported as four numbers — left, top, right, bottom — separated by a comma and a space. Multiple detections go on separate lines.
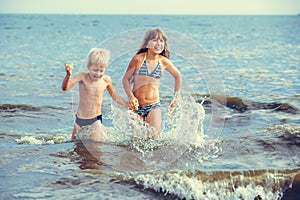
125, 169, 297, 200
109, 90, 206, 158
77, 90, 207, 172
14, 129, 70, 145
110, 90, 205, 146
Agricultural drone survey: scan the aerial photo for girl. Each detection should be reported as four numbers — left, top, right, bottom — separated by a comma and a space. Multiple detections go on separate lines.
122, 28, 182, 138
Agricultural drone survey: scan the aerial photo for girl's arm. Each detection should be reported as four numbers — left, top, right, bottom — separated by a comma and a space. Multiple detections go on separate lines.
122, 57, 137, 99
163, 58, 182, 94
163, 58, 182, 113
122, 56, 140, 110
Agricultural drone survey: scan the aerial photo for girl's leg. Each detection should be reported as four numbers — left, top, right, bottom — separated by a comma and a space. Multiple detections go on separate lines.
146, 107, 161, 138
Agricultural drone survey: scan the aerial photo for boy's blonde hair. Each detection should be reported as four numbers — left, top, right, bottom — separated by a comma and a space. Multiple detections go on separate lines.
87, 48, 110, 68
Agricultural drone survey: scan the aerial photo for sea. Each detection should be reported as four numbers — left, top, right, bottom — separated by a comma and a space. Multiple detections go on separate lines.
0, 14, 299, 200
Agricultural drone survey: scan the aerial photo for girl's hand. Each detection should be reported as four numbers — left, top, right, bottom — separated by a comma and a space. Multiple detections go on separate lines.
169, 91, 180, 114
64, 62, 73, 76
168, 99, 176, 114
129, 96, 139, 110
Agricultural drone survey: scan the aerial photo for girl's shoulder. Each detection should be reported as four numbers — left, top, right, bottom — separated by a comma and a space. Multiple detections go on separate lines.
129, 53, 144, 68
133, 53, 144, 62
159, 55, 172, 66
159, 54, 169, 60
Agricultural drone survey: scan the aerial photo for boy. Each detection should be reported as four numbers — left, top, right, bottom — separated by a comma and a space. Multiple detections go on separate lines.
62, 48, 128, 141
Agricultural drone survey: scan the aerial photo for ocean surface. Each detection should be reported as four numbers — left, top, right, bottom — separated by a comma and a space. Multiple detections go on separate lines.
0, 14, 299, 200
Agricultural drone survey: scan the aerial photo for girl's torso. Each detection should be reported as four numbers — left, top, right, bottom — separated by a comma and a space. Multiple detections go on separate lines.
133, 54, 164, 105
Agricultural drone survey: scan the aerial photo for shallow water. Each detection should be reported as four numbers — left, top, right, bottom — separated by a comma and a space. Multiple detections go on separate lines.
1, 14, 300, 199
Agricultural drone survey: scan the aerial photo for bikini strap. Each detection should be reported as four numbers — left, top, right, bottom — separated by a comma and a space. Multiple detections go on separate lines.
134, 53, 147, 75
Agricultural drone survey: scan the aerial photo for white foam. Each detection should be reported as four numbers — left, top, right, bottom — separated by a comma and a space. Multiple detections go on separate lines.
131, 171, 284, 200
15, 135, 69, 145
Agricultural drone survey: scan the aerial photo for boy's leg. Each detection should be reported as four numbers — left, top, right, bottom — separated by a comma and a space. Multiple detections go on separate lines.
146, 108, 161, 138
71, 124, 80, 140
90, 121, 106, 142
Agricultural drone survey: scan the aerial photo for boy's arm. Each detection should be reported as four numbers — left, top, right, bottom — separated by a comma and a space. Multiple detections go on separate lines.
62, 63, 81, 91
106, 76, 129, 108
62, 74, 71, 91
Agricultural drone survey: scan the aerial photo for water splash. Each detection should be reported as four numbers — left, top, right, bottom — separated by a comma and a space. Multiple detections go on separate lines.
110, 90, 205, 145
109, 90, 205, 149
77, 90, 208, 172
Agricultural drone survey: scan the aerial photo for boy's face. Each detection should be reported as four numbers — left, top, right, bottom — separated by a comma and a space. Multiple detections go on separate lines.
88, 64, 106, 81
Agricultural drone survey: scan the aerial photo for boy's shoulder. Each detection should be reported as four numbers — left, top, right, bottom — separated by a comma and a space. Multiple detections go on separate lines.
73, 72, 87, 82
82, 72, 91, 80
102, 74, 112, 83
77, 72, 88, 77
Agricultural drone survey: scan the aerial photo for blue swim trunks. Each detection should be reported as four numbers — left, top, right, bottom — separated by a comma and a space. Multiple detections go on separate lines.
134, 102, 161, 120
75, 115, 102, 127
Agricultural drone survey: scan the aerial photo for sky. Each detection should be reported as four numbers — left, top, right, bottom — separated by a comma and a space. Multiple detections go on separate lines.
0, 0, 299, 15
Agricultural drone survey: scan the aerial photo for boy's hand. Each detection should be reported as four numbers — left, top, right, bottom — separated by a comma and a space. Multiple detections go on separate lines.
64, 62, 73, 76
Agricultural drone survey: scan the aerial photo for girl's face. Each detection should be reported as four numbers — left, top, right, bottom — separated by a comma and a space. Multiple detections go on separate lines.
88, 64, 106, 81
147, 35, 165, 54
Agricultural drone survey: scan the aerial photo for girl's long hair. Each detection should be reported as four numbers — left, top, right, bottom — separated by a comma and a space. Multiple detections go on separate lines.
136, 28, 170, 58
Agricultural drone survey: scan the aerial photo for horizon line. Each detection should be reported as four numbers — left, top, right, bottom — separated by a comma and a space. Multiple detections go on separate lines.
0, 12, 299, 16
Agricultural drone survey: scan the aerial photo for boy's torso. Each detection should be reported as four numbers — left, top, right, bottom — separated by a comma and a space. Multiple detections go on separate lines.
77, 74, 108, 118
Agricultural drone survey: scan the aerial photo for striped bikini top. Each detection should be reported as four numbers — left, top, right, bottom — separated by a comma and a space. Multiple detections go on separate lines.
136, 55, 162, 79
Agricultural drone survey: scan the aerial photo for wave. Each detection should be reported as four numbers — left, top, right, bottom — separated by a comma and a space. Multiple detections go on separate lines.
67, 141, 300, 199
15, 135, 70, 145
268, 124, 300, 136
0, 104, 67, 112
268, 124, 300, 146
193, 93, 300, 114
119, 169, 300, 200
